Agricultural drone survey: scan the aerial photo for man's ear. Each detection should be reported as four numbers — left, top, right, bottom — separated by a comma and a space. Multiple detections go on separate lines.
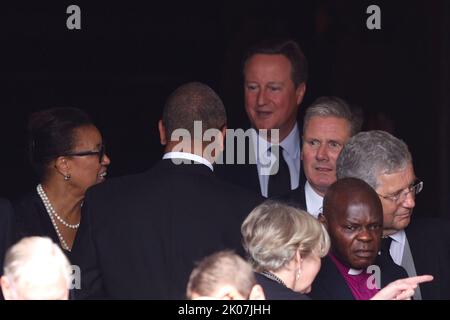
218, 124, 227, 152
158, 119, 167, 145
295, 83, 306, 105
221, 124, 227, 141
248, 284, 265, 300
1, 276, 12, 300
212, 285, 245, 300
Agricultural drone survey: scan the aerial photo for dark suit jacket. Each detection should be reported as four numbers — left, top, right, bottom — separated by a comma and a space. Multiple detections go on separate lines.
0, 198, 14, 275
214, 140, 261, 194
215, 125, 306, 197
255, 273, 310, 300
12, 192, 70, 257
406, 217, 450, 299
309, 254, 408, 300
71, 159, 262, 300
272, 185, 307, 211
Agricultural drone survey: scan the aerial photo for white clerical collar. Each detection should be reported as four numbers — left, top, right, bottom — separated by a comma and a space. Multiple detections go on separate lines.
348, 268, 363, 275
162, 152, 214, 171
305, 181, 324, 218
387, 229, 406, 246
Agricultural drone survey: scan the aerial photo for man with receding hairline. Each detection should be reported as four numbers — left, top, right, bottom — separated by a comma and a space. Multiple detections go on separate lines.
282, 96, 357, 215
1, 237, 71, 300
310, 178, 408, 300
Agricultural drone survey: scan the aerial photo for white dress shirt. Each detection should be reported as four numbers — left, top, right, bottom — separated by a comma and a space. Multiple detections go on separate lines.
304, 181, 324, 219
252, 124, 301, 198
162, 151, 214, 171
387, 230, 406, 266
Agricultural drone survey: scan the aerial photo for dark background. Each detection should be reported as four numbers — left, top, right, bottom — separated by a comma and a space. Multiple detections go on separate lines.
1, 0, 449, 218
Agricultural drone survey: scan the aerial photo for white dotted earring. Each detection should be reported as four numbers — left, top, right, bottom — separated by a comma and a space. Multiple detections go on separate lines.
64, 174, 71, 181
296, 269, 301, 280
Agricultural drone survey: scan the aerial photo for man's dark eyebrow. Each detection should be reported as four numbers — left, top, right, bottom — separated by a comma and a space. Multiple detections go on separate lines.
343, 219, 361, 225
267, 81, 284, 86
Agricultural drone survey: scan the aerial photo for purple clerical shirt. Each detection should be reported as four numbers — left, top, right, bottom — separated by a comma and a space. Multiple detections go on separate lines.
329, 254, 379, 300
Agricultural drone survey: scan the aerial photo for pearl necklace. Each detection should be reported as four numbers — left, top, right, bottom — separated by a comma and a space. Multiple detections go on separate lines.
37, 184, 80, 229
260, 270, 287, 287
36, 184, 80, 251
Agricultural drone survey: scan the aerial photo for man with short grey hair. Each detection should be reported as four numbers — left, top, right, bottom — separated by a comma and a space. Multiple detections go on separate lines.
284, 96, 358, 215
1, 237, 72, 300
336, 130, 450, 299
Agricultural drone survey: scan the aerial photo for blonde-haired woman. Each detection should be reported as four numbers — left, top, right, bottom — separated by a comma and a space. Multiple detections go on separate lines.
242, 200, 432, 300
242, 200, 329, 299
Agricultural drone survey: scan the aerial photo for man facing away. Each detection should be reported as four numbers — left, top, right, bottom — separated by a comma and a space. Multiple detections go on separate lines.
186, 250, 265, 300
71, 82, 261, 299
1, 236, 72, 300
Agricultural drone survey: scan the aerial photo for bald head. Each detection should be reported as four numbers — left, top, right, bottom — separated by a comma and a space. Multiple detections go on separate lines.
323, 178, 383, 221
162, 82, 227, 139
321, 178, 383, 269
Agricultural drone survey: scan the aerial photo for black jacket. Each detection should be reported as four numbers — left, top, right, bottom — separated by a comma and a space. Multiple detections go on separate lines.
71, 159, 262, 299
405, 217, 450, 299
13, 191, 70, 256
255, 273, 310, 300
309, 254, 408, 300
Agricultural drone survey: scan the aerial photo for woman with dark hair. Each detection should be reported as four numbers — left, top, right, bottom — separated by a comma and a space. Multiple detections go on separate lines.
14, 107, 110, 254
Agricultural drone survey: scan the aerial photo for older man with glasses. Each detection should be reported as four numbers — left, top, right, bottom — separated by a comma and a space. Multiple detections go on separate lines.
336, 130, 450, 299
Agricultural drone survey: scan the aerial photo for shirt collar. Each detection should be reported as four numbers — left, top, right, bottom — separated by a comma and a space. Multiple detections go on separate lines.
305, 181, 324, 218
348, 268, 363, 275
253, 123, 300, 156
387, 229, 406, 245
162, 152, 214, 171
280, 123, 300, 158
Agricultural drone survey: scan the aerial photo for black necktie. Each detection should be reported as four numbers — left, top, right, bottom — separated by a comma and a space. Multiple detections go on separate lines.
380, 237, 392, 255
268, 146, 291, 197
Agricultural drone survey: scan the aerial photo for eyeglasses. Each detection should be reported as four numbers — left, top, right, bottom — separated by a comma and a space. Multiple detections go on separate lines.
62, 144, 106, 163
377, 179, 423, 204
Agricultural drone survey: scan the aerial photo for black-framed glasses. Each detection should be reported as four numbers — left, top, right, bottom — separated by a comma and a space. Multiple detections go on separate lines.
377, 179, 423, 204
62, 144, 106, 163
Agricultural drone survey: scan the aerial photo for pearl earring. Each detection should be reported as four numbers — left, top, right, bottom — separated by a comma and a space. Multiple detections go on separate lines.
64, 174, 71, 181
296, 269, 301, 280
